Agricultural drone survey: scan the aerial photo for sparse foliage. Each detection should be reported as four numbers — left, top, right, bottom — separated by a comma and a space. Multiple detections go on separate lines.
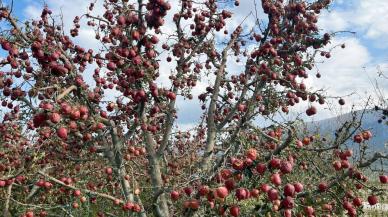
0, 0, 386, 216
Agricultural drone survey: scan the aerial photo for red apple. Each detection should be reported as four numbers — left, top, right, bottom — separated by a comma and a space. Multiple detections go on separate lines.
353, 134, 363, 143
255, 163, 267, 175
304, 206, 314, 215
332, 161, 342, 171
283, 184, 295, 197
250, 188, 260, 198
260, 183, 271, 193
215, 186, 229, 198
318, 182, 328, 192
271, 173, 282, 186
199, 185, 209, 196
224, 179, 236, 190
379, 175, 388, 184
281, 196, 294, 209
352, 197, 362, 207
235, 188, 249, 200
267, 189, 279, 201
189, 199, 200, 209
50, 112, 61, 123
368, 195, 378, 205
293, 182, 304, 193
246, 148, 257, 160
57, 127, 68, 140
280, 161, 293, 174
184, 187, 193, 196
170, 190, 180, 201
230, 205, 240, 217
362, 131, 372, 140
73, 189, 81, 197
105, 167, 113, 175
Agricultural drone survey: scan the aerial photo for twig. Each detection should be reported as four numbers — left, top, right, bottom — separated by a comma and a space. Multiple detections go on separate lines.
37, 171, 125, 203
56, 85, 77, 102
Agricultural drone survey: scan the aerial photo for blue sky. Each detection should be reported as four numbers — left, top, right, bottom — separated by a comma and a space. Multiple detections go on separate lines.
1, 0, 388, 128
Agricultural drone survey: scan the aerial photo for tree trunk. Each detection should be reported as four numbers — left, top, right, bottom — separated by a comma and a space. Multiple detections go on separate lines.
144, 131, 170, 217
107, 122, 147, 217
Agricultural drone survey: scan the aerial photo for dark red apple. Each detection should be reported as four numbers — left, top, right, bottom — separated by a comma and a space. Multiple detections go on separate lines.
368, 195, 378, 205
230, 205, 240, 217
170, 190, 180, 201
379, 175, 387, 184
283, 184, 295, 197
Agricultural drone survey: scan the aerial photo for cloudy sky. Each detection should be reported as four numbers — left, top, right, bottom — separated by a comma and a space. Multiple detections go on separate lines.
2, 0, 388, 128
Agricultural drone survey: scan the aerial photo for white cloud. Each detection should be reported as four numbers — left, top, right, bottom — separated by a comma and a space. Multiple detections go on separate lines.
24, 0, 103, 50
299, 37, 388, 120
320, 0, 388, 48
318, 11, 349, 33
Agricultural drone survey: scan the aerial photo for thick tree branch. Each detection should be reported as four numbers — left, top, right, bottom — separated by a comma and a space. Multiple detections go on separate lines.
200, 31, 241, 171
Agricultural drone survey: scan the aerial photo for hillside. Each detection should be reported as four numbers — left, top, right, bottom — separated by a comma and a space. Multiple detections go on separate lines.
307, 109, 388, 153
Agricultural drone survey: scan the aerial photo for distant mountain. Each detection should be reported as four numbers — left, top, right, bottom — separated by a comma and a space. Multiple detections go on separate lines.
306, 109, 388, 153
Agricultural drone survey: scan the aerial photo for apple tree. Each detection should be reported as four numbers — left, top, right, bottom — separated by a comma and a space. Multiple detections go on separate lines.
0, 0, 386, 216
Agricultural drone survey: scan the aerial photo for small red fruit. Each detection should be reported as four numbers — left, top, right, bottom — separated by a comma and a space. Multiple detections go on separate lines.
352, 197, 362, 207
166, 91, 176, 100
224, 179, 236, 190
267, 189, 279, 201
184, 187, 193, 196
271, 173, 282, 186
232, 159, 245, 170
246, 148, 257, 160
368, 195, 378, 205
72, 202, 79, 208
131, 30, 140, 40
170, 190, 180, 201
199, 185, 210, 196
73, 189, 81, 197
230, 205, 240, 217
250, 188, 260, 198
306, 106, 317, 116
57, 127, 68, 140
237, 104, 246, 112
281, 196, 294, 209
343, 201, 353, 211
318, 182, 328, 192
293, 182, 304, 193
189, 199, 200, 209
105, 167, 113, 175
283, 184, 295, 197
283, 209, 292, 217
333, 161, 342, 171
280, 161, 293, 174
304, 206, 314, 215
362, 131, 372, 140
215, 186, 229, 198
50, 112, 61, 123
260, 183, 270, 193
235, 188, 249, 200
353, 134, 363, 143
379, 175, 388, 184
255, 163, 267, 175
269, 158, 281, 168
26, 211, 34, 217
